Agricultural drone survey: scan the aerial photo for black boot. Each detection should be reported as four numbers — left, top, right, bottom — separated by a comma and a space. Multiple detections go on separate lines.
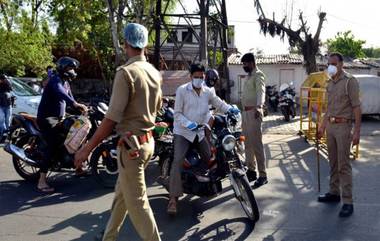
253, 176, 268, 189
339, 204, 354, 217
318, 193, 341, 203
246, 169, 257, 182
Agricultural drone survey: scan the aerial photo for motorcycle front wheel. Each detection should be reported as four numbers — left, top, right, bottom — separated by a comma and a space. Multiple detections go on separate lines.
281, 106, 290, 121
90, 143, 118, 188
230, 170, 260, 222
12, 134, 41, 182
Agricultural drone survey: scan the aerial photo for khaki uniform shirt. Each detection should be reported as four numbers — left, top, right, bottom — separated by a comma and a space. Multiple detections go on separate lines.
241, 68, 266, 107
326, 71, 361, 120
105, 55, 162, 135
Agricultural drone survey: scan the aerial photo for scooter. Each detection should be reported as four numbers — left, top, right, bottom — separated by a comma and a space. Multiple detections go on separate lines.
279, 82, 296, 121
266, 85, 279, 112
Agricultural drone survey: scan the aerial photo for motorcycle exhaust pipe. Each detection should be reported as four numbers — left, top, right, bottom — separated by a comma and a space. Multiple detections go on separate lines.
3, 143, 40, 167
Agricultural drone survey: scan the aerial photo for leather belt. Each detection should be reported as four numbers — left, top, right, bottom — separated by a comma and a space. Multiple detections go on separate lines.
118, 131, 153, 147
329, 117, 351, 124
138, 131, 153, 144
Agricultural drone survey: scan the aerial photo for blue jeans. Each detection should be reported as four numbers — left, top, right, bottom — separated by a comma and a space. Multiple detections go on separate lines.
0, 106, 12, 137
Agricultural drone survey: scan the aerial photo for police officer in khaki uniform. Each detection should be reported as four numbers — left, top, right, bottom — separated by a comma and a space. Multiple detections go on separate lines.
75, 23, 162, 241
317, 52, 361, 218
241, 53, 268, 188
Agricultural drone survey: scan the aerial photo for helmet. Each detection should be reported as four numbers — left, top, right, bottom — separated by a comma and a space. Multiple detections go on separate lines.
56, 57, 80, 79
205, 69, 219, 87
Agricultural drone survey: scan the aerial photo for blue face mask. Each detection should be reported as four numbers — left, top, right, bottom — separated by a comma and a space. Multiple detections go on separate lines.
192, 78, 204, 88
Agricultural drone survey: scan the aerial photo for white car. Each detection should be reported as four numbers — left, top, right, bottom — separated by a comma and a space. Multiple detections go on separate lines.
354, 75, 380, 115
8, 76, 41, 115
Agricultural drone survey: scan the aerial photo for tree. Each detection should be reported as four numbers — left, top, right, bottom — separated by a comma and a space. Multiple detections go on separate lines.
326, 31, 366, 58
253, 0, 326, 74
363, 47, 380, 58
0, 0, 53, 77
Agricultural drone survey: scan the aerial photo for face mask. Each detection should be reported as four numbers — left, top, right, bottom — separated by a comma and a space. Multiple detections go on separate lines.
327, 65, 338, 77
206, 79, 215, 87
243, 66, 252, 73
192, 78, 204, 88
64, 69, 77, 80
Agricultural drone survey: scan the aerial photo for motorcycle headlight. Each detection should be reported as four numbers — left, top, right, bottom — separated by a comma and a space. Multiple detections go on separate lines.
222, 135, 236, 151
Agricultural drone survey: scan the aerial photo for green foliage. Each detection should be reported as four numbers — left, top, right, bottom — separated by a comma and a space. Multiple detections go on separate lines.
326, 31, 366, 58
0, 0, 178, 80
0, 1, 53, 77
208, 50, 223, 66
363, 47, 380, 58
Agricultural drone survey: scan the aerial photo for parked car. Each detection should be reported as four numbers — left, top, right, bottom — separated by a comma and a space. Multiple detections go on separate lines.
6, 76, 41, 115
354, 75, 380, 116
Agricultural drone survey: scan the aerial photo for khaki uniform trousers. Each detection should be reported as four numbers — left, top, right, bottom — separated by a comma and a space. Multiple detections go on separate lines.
326, 122, 353, 204
102, 138, 161, 241
242, 109, 267, 177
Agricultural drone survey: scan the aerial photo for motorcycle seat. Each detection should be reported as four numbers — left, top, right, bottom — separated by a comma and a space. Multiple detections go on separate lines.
19, 112, 40, 130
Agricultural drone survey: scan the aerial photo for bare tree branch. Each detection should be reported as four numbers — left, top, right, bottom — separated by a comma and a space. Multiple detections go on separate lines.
313, 11, 326, 45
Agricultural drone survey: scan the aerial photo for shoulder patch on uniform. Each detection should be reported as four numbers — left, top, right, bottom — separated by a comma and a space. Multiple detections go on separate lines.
116, 64, 127, 72
344, 71, 353, 79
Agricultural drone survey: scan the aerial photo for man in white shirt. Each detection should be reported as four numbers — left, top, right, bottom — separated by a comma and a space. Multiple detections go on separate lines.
167, 63, 239, 215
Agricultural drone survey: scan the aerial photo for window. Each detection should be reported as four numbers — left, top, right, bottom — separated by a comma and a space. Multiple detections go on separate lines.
167, 31, 178, 43
181, 30, 193, 43
9, 77, 40, 96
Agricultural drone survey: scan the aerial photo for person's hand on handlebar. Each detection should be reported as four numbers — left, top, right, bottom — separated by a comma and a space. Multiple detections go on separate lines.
74, 102, 88, 113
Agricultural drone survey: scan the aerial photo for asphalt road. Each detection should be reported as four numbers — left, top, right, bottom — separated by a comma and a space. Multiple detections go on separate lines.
1, 117, 380, 241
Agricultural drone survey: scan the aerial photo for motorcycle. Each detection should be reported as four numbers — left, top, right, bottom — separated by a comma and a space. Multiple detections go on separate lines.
4, 102, 118, 188
266, 85, 279, 112
158, 111, 260, 222
279, 82, 297, 121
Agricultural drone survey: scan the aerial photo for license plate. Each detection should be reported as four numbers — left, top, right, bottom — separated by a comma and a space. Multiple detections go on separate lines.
270, 96, 277, 100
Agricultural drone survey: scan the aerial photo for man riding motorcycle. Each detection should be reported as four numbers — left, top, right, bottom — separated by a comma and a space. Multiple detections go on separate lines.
167, 63, 240, 215
36, 56, 87, 193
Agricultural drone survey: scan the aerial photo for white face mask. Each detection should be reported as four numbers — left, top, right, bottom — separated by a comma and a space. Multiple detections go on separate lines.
327, 65, 338, 77
192, 78, 204, 88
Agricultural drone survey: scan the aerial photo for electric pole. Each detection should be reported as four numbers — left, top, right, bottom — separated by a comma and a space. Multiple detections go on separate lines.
153, 0, 162, 69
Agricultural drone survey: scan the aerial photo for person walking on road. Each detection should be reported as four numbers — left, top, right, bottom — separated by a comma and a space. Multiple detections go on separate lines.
317, 52, 361, 218
240, 53, 268, 189
74, 23, 162, 241
0, 74, 14, 143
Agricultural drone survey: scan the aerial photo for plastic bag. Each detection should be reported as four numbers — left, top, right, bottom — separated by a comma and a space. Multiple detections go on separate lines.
64, 115, 92, 154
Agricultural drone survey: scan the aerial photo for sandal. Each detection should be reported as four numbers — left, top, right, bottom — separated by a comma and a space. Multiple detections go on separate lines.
167, 200, 177, 215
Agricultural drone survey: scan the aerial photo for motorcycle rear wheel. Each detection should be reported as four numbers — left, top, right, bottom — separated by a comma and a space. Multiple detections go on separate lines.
90, 143, 118, 188
12, 134, 40, 182
231, 170, 260, 222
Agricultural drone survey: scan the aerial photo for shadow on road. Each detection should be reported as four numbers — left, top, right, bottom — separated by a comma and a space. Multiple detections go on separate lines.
187, 217, 255, 241
0, 173, 113, 217
37, 192, 257, 241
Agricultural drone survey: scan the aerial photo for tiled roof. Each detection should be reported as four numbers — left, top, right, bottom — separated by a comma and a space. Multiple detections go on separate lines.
229, 53, 378, 69
316, 56, 370, 69
228, 53, 303, 65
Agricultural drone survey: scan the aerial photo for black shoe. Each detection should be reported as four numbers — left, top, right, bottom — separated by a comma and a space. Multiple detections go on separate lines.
94, 230, 104, 241
318, 193, 341, 203
339, 204, 354, 217
246, 170, 257, 182
253, 176, 268, 189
